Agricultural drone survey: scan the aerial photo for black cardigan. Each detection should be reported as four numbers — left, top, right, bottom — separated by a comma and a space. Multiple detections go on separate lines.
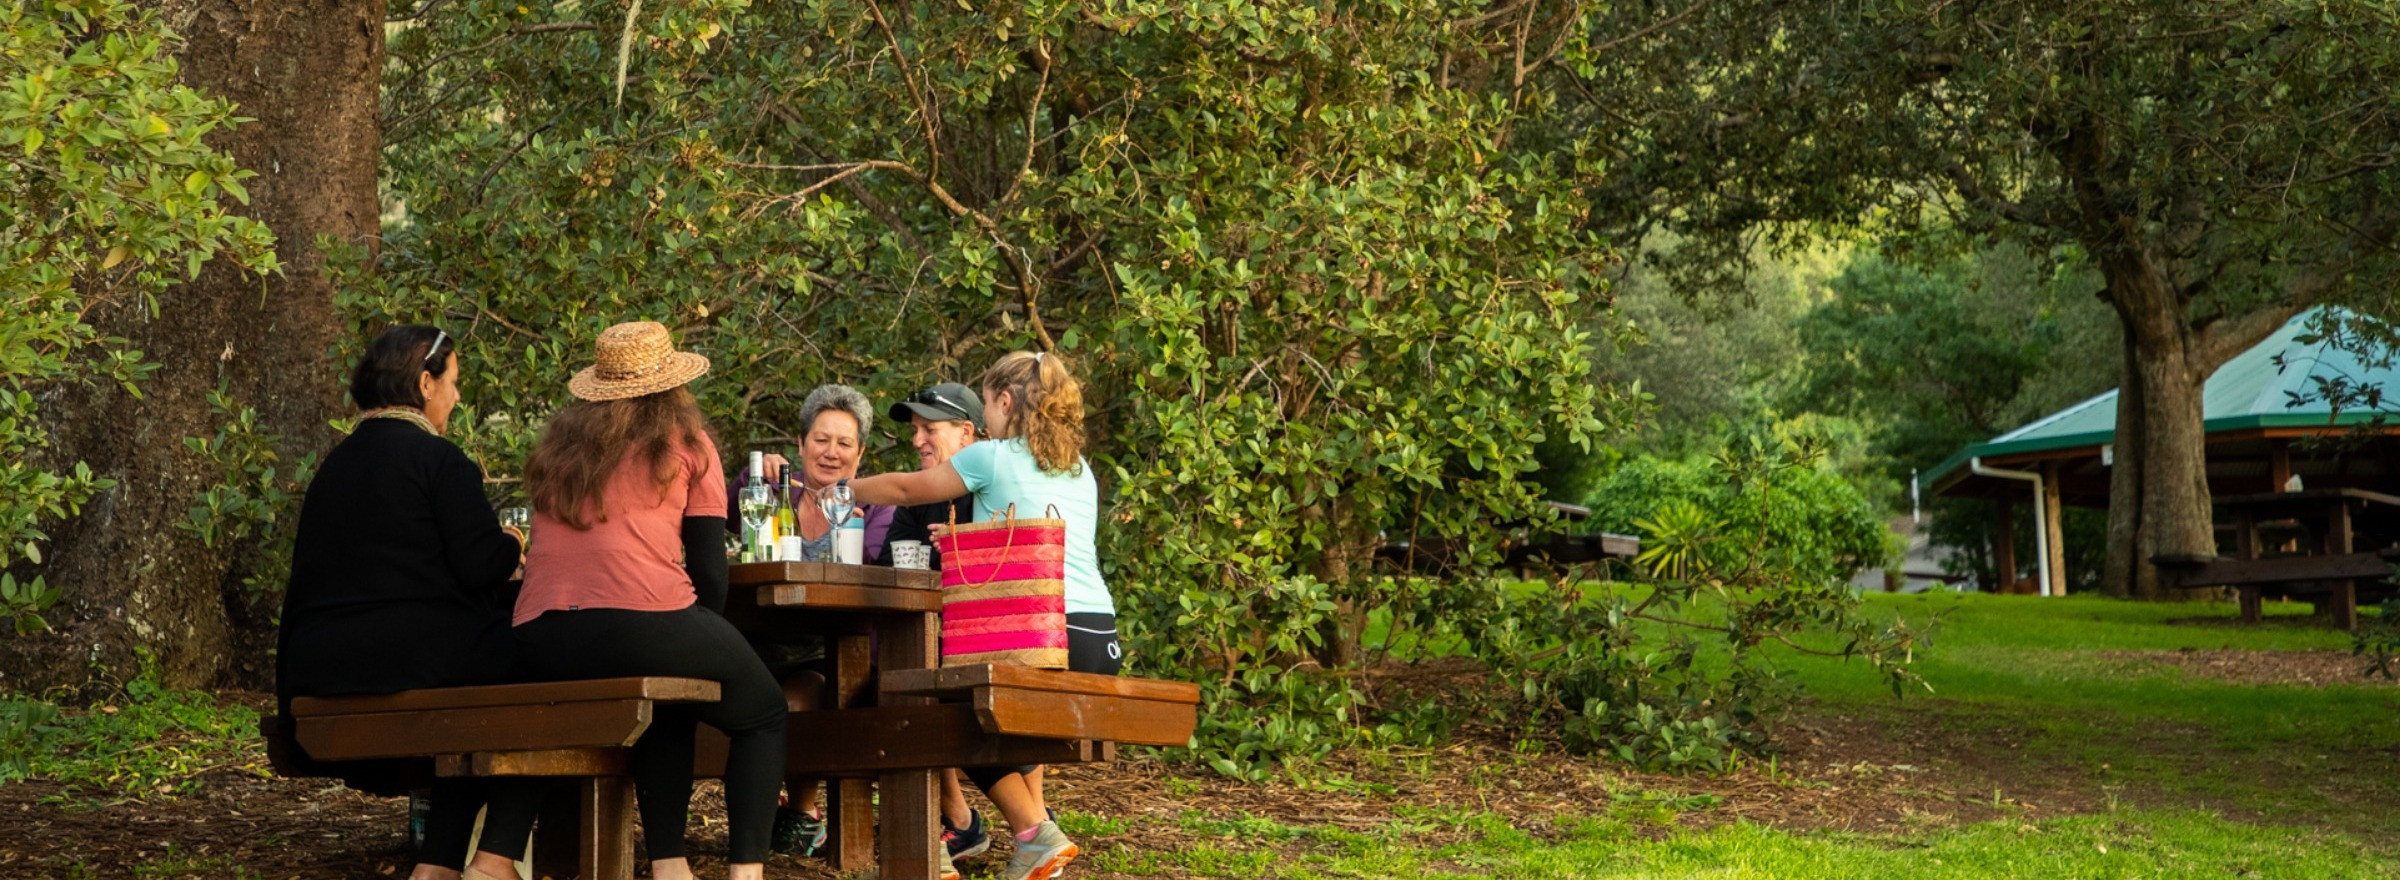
276, 419, 522, 706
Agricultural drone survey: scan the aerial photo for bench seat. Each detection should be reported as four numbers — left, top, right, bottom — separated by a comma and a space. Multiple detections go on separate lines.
270, 677, 722, 880
878, 664, 1200, 748
286, 677, 721, 762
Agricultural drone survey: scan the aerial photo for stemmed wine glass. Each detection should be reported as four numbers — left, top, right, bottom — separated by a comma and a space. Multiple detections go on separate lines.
738, 482, 775, 561
818, 482, 855, 531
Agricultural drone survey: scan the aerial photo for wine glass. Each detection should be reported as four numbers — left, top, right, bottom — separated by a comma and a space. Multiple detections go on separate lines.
738, 483, 775, 560
819, 482, 855, 531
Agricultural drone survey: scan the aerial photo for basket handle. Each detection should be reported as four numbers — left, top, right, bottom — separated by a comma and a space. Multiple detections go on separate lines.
963, 503, 1021, 587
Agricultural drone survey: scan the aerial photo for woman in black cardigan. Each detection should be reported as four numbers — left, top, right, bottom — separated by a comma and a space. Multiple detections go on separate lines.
277, 326, 529, 880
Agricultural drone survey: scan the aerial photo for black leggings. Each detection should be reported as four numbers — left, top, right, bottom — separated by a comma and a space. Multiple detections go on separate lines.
481, 606, 788, 863
963, 613, 1120, 792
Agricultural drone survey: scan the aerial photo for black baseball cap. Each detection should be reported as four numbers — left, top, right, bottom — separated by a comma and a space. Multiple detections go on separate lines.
888, 382, 984, 432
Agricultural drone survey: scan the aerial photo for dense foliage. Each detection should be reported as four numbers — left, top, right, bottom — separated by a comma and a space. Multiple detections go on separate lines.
1580, 449, 1891, 589
1570, 0, 2400, 596
1792, 246, 2119, 589
317, 1, 1932, 775
0, 0, 278, 628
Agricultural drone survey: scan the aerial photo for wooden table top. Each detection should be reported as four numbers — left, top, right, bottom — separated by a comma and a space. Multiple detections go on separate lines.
2213, 487, 2400, 509
727, 561, 942, 614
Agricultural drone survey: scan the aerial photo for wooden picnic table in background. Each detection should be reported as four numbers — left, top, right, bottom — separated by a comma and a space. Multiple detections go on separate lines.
2163, 488, 2400, 629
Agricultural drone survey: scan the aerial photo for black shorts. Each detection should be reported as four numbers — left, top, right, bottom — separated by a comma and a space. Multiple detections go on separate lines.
1065, 612, 1122, 676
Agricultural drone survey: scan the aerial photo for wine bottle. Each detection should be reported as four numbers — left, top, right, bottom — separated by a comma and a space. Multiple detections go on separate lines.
739, 450, 771, 562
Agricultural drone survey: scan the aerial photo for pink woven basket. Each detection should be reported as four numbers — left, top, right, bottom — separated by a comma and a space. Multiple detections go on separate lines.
932, 505, 1069, 669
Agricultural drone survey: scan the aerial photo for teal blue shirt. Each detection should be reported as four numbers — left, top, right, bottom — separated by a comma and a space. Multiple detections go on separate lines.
947, 439, 1115, 617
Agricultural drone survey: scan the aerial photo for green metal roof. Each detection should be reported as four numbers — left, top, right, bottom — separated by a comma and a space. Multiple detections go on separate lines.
1926, 306, 2396, 490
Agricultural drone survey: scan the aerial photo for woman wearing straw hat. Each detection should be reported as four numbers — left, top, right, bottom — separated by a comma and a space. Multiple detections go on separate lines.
474, 321, 788, 880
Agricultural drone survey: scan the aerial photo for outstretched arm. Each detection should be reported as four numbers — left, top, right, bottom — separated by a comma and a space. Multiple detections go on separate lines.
848, 463, 970, 507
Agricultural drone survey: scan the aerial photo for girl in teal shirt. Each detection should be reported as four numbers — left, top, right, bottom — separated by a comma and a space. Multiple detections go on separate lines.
847, 350, 1115, 880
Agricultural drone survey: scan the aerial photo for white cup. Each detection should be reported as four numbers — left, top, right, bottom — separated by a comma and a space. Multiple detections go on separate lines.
835, 526, 866, 565
777, 536, 806, 562
890, 540, 931, 570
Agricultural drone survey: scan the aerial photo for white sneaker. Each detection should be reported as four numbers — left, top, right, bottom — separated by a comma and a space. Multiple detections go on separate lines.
1002, 820, 1079, 880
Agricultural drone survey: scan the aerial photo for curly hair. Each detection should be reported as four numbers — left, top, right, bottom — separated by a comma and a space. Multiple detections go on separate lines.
980, 351, 1085, 477
525, 387, 713, 530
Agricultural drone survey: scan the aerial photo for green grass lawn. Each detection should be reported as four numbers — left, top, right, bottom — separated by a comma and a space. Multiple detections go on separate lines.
1769, 594, 2400, 830
1107, 808, 2385, 879
1120, 593, 2400, 879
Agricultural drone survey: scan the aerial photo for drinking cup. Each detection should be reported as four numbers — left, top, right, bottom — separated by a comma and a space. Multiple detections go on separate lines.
890, 540, 931, 570
835, 523, 866, 565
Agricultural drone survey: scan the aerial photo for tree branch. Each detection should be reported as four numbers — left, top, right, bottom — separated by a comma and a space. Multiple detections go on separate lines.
864, 0, 946, 181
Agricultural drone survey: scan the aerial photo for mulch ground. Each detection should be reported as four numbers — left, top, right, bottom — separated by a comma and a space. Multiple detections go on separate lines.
0, 720, 2014, 880
2093, 648, 2395, 687
0, 647, 2381, 879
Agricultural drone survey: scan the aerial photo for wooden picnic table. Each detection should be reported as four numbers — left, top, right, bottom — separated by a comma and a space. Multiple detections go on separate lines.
720, 561, 946, 880
2164, 488, 2400, 629
271, 562, 1195, 880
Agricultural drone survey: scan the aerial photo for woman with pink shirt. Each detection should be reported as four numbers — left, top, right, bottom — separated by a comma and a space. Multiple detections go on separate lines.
471, 322, 786, 880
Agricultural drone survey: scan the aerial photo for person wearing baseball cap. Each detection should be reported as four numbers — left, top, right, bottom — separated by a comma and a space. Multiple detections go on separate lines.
880, 382, 984, 569
879, 382, 996, 863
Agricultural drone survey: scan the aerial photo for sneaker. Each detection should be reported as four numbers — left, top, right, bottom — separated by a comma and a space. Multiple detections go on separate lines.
1001, 820, 1079, 880
770, 805, 828, 857
943, 809, 991, 860
939, 842, 962, 880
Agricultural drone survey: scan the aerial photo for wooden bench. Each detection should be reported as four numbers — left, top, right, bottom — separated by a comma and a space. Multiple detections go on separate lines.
267, 676, 721, 879
875, 663, 1201, 751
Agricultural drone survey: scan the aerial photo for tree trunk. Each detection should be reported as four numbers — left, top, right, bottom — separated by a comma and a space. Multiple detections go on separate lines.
1308, 494, 1369, 670
2100, 256, 2212, 601
2101, 306, 2145, 599
1, 0, 382, 693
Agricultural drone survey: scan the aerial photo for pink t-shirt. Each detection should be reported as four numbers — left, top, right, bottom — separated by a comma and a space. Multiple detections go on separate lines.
516, 433, 727, 625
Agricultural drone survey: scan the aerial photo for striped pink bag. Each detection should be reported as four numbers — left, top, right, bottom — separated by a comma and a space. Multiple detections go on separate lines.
933, 505, 1069, 669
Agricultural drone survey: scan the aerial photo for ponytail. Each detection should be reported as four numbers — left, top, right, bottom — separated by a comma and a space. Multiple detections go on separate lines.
981, 350, 1085, 476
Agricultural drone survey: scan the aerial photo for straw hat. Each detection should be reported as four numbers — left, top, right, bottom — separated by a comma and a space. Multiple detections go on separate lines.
567, 321, 711, 401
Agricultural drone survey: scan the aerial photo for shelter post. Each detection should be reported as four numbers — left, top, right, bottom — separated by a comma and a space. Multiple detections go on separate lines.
2270, 439, 2293, 492
2324, 498, 2359, 631
2041, 461, 2066, 596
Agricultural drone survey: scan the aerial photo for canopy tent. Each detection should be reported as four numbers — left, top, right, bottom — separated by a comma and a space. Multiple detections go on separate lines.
1922, 306, 2400, 594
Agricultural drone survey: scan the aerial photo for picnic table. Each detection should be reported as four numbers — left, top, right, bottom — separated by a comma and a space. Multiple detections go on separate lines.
267, 562, 1199, 879
2161, 487, 2400, 629
718, 560, 947, 878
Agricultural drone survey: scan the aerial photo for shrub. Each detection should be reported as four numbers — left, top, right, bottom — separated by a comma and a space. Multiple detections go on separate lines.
0, 0, 278, 628
1584, 445, 1891, 586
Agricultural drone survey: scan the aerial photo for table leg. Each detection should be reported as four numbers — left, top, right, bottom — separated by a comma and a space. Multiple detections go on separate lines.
533, 777, 633, 880
878, 769, 939, 879
876, 612, 941, 879
2330, 500, 2358, 631
825, 628, 878, 872
826, 778, 876, 871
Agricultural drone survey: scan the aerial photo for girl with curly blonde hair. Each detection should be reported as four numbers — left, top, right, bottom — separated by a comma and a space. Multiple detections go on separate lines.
846, 350, 1115, 880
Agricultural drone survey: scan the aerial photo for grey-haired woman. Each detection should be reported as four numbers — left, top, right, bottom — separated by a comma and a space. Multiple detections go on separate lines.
743, 383, 894, 561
